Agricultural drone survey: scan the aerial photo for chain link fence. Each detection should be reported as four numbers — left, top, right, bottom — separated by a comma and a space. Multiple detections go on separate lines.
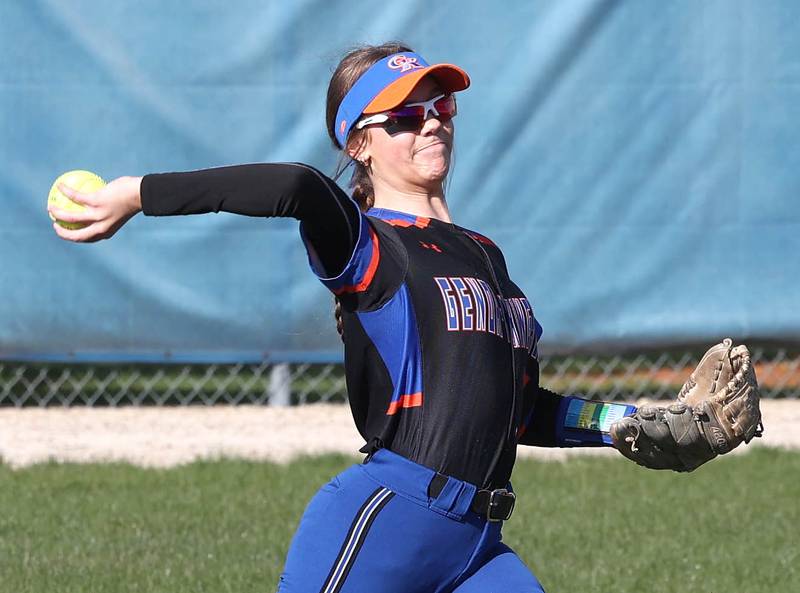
1, 346, 799, 407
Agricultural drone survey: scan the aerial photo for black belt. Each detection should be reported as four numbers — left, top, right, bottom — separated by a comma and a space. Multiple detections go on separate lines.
427, 473, 516, 522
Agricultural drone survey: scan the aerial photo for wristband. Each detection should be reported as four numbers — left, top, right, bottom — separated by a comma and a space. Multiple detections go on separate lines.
555, 396, 637, 446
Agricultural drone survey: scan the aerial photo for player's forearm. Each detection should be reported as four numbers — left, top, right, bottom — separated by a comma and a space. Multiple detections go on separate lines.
518, 389, 636, 448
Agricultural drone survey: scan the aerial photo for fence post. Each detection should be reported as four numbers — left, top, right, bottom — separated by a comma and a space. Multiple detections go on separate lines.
269, 363, 291, 406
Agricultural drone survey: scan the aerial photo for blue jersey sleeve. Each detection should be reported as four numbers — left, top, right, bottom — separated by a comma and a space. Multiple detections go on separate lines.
302, 214, 407, 312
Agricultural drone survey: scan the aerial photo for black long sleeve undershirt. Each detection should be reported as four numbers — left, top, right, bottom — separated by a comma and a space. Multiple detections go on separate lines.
518, 386, 563, 447
140, 163, 361, 277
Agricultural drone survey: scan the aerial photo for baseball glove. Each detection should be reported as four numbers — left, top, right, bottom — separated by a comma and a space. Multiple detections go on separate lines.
610, 338, 764, 472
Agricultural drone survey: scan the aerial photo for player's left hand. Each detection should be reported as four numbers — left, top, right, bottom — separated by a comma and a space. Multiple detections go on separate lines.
49, 176, 143, 243
610, 338, 764, 472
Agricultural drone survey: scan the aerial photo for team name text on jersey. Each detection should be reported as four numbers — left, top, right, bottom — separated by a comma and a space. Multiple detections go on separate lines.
433, 276, 538, 353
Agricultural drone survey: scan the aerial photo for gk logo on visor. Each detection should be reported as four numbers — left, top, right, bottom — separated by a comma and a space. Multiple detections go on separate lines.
388, 55, 423, 72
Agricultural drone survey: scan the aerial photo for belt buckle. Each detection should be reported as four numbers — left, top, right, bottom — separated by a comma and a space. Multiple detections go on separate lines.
486, 488, 516, 522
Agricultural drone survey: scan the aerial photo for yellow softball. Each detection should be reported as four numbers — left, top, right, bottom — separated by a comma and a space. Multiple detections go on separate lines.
48, 170, 105, 230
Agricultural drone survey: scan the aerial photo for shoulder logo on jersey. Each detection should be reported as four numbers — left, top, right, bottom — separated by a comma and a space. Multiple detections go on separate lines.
433, 276, 540, 354
419, 241, 442, 253
388, 55, 423, 72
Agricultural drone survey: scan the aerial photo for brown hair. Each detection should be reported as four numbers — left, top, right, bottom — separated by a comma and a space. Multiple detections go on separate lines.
327, 42, 414, 339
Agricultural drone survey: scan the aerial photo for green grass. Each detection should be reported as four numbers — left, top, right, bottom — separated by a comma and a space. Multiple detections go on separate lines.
1, 448, 797, 592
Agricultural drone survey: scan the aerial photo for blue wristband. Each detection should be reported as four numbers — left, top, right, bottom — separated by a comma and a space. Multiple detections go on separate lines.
555, 396, 637, 447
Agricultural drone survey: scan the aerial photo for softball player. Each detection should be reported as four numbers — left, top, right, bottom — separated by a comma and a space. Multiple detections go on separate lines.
50, 42, 636, 592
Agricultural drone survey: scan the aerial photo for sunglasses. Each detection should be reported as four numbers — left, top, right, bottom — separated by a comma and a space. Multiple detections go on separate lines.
355, 93, 457, 135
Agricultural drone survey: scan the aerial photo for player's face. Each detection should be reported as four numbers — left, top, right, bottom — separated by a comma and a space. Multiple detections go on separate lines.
360, 77, 455, 192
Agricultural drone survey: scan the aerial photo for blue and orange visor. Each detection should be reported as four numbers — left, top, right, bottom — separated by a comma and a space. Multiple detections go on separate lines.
334, 52, 470, 148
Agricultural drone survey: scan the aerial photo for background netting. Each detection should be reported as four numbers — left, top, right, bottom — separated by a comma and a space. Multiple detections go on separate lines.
3, 345, 798, 407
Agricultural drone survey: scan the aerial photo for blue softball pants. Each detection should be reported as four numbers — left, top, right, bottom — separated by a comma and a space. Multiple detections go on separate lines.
277, 448, 545, 593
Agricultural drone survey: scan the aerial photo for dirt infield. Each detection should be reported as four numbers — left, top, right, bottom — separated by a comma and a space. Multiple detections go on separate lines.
0, 400, 796, 469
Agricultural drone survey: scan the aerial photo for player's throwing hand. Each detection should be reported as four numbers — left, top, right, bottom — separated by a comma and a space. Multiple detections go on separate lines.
48, 175, 143, 243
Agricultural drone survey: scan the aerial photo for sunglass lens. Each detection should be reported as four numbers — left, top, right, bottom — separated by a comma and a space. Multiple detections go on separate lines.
384, 116, 425, 135
434, 95, 457, 119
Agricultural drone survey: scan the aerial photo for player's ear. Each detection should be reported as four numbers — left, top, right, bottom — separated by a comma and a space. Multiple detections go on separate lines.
346, 129, 371, 165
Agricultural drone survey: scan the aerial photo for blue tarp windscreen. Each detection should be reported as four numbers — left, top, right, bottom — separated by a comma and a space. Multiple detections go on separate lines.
2, 1, 798, 361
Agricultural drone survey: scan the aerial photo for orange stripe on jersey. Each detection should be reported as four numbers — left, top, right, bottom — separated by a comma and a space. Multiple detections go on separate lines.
384, 216, 430, 229
386, 392, 423, 415
333, 228, 381, 295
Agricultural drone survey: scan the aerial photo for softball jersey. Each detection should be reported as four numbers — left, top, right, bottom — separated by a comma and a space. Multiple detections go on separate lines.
141, 162, 564, 489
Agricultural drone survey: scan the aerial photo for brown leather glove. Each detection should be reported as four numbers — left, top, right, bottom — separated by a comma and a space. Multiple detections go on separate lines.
610, 339, 764, 472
